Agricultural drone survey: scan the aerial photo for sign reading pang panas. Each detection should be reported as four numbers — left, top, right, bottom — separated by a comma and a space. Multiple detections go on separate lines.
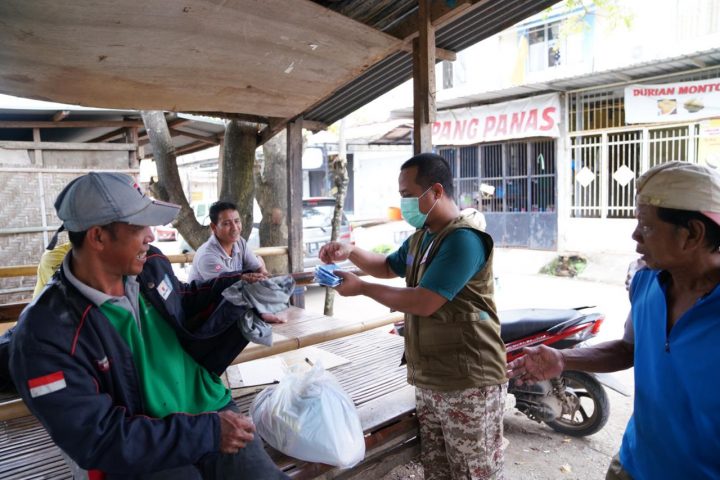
432, 93, 561, 146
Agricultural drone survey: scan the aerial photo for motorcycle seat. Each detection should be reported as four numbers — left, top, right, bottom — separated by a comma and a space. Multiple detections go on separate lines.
499, 308, 580, 343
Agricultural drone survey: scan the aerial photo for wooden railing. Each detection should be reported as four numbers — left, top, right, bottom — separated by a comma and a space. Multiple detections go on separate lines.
0, 246, 289, 279
0, 246, 414, 478
0, 246, 316, 330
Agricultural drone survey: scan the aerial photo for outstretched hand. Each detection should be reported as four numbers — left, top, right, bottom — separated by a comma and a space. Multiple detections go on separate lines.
318, 242, 352, 264
507, 345, 565, 385
333, 270, 363, 296
218, 410, 255, 454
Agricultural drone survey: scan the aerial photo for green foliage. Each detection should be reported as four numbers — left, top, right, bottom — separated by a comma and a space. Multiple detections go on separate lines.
540, 255, 588, 277
549, 0, 634, 37
372, 244, 394, 255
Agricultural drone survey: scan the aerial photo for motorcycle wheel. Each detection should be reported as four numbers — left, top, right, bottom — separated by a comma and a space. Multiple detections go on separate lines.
545, 371, 610, 437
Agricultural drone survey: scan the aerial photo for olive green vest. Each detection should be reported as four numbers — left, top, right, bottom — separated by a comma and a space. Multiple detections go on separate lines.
404, 215, 507, 391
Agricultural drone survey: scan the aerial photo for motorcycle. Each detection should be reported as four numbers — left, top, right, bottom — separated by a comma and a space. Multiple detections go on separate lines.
393, 306, 628, 437
503, 307, 628, 437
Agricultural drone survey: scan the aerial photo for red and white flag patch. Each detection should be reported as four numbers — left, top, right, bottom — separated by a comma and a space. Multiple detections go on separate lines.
28, 371, 67, 398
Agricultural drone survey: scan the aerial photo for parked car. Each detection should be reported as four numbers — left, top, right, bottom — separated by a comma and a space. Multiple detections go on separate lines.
301, 197, 353, 270
180, 197, 353, 272
153, 223, 178, 242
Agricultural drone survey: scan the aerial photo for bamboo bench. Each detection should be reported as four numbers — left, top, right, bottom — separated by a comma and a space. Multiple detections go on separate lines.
0, 328, 418, 479
0, 248, 416, 478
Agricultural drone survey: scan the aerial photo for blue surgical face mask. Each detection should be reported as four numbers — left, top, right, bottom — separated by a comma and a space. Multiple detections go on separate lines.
400, 186, 438, 229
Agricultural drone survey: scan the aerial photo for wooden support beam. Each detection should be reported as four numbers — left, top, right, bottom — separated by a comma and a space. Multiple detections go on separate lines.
140, 125, 213, 147
0, 141, 136, 151
167, 118, 192, 129
400, 44, 456, 62
88, 128, 127, 143
138, 117, 191, 141
302, 120, 328, 133
387, 0, 476, 41
412, 0, 436, 155
0, 120, 143, 129
127, 127, 140, 168
145, 138, 217, 158
169, 127, 221, 145
52, 110, 70, 122
257, 117, 290, 147
286, 117, 304, 307
184, 111, 279, 125
172, 140, 213, 156
32, 128, 43, 166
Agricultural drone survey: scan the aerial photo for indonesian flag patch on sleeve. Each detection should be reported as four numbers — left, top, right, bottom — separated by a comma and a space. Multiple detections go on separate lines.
28, 371, 67, 398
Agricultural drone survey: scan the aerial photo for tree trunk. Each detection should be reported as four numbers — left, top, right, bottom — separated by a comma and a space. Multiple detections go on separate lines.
256, 131, 289, 274
140, 111, 208, 249
324, 119, 349, 316
219, 120, 257, 242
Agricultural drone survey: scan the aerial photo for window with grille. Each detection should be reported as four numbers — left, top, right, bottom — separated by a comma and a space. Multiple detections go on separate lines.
570, 135, 602, 218
531, 140, 556, 212
570, 126, 695, 218
442, 140, 556, 214
607, 131, 642, 218
528, 22, 562, 72
506, 143, 529, 212
568, 91, 625, 132
480, 144, 504, 212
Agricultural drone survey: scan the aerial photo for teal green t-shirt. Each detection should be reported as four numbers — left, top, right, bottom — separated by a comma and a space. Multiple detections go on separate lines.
100, 296, 231, 418
387, 228, 486, 301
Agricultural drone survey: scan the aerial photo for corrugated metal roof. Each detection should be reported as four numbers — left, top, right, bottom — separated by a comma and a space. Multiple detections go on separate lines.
314, 0, 419, 32
303, 0, 559, 125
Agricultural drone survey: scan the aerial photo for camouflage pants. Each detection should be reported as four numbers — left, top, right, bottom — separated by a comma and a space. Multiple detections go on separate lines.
416, 384, 507, 480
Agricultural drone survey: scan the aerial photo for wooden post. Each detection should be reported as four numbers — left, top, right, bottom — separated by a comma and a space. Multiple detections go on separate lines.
126, 127, 140, 168
412, 0, 436, 155
32, 128, 43, 166
217, 135, 224, 195
286, 117, 305, 307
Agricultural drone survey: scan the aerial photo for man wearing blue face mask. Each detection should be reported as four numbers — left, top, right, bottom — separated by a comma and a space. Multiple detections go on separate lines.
319, 153, 507, 480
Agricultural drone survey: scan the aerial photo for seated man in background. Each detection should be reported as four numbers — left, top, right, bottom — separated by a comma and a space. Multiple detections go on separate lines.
189, 201, 268, 282
10, 172, 288, 479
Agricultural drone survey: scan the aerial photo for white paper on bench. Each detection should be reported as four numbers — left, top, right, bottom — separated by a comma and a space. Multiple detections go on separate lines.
234, 358, 288, 387
226, 346, 351, 388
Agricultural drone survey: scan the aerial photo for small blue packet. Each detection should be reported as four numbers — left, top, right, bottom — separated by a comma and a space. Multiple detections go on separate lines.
315, 264, 343, 287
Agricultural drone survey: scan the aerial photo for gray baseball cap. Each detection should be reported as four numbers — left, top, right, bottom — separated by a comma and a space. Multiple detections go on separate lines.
55, 172, 180, 231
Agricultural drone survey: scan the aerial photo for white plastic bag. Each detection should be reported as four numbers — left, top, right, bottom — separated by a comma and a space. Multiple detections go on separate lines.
250, 363, 365, 468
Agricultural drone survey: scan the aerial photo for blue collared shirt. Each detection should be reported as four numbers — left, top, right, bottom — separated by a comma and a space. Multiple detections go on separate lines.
620, 268, 720, 479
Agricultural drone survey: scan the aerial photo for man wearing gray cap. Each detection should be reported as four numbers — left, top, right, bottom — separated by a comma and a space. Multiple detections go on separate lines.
508, 161, 720, 479
9, 172, 289, 479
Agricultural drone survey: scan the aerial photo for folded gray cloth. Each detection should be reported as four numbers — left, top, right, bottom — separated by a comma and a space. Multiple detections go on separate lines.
221, 275, 295, 346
